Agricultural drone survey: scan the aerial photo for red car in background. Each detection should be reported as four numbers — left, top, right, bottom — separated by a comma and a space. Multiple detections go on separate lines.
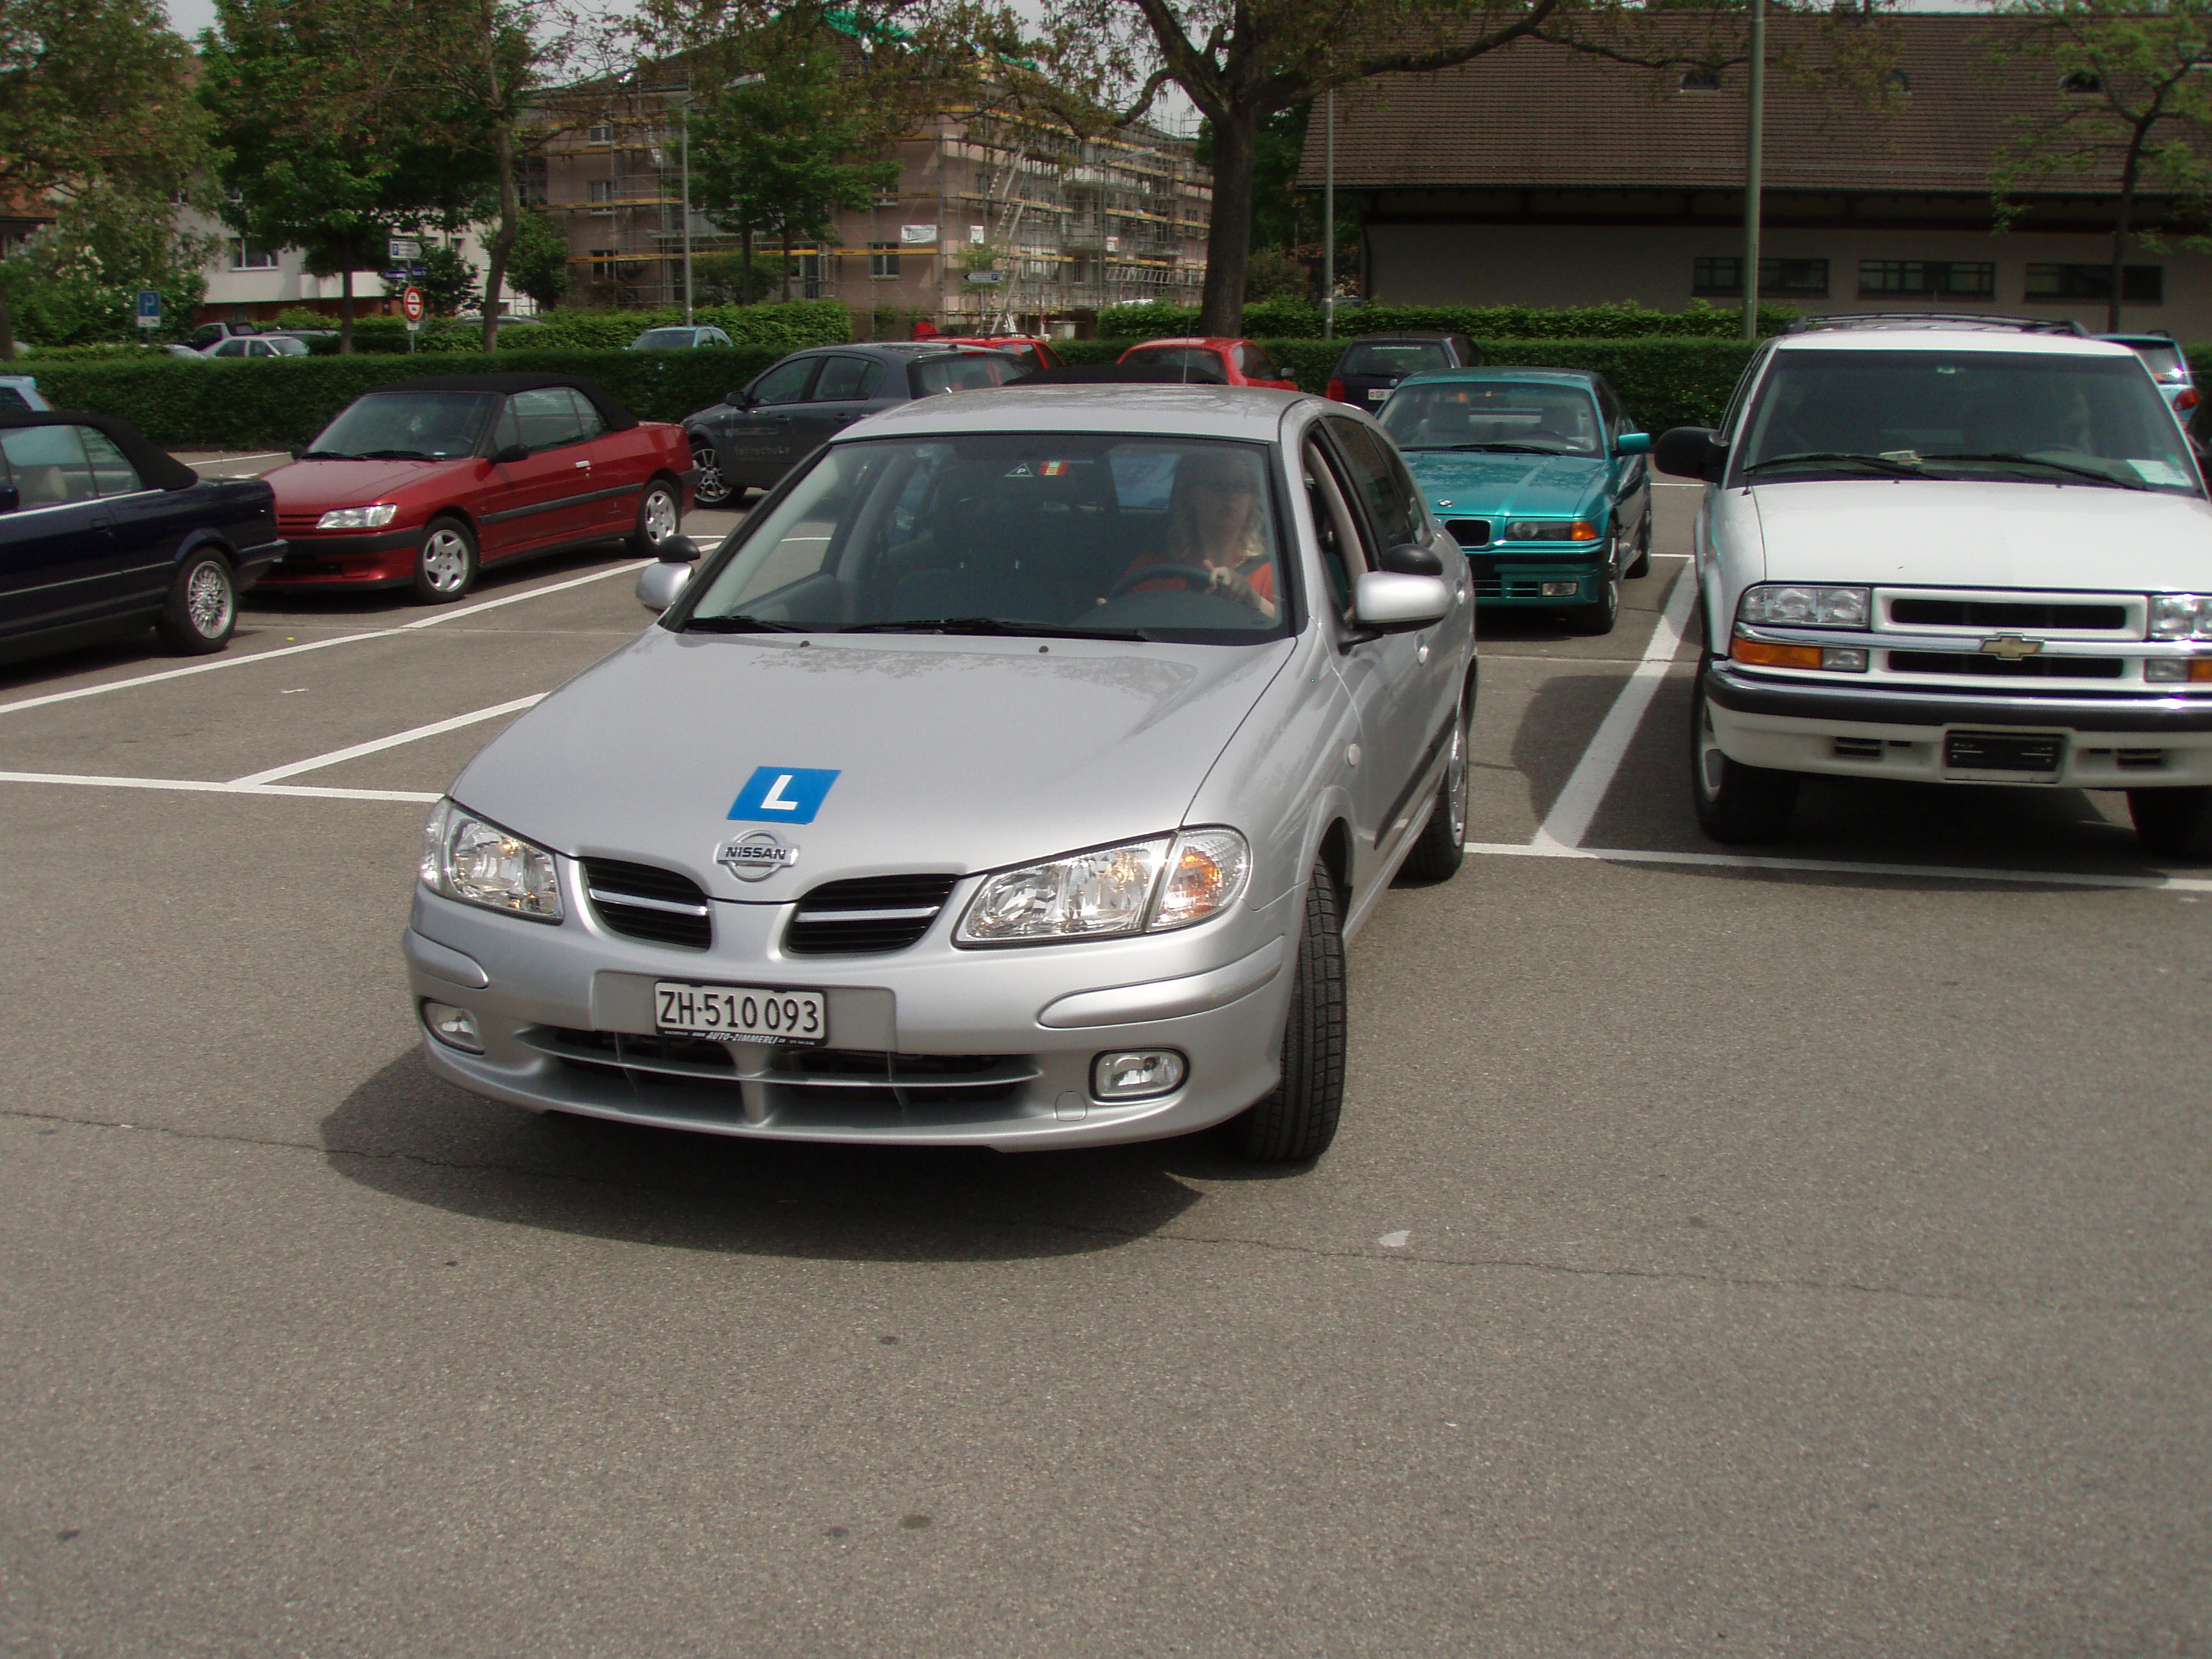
932, 335, 1065, 374
258, 372, 694, 603
1114, 337, 1300, 390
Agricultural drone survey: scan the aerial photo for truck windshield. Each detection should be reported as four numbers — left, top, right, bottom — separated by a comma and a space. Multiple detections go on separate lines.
1739, 349, 2200, 493
680, 433, 1290, 644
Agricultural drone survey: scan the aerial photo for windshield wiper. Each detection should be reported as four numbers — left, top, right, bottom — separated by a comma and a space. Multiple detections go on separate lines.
356, 448, 439, 460
1433, 442, 1570, 455
840, 616, 1148, 641
1743, 451, 1927, 478
296, 449, 356, 460
1916, 451, 2154, 490
683, 614, 809, 632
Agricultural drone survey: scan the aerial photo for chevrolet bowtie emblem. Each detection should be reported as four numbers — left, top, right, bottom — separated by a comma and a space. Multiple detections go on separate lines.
1979, 634, 2044, 661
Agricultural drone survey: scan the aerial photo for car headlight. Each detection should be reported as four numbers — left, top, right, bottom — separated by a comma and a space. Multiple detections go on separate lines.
2149, 593, 2212, 639
419, 799, 563, 920
1736, 583, 1871, 628
315, 503, 398, 530
955, 827, 1250, 945
1501, 519, 1599, 541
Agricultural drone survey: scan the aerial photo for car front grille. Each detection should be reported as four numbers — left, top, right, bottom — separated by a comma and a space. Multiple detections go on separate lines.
1445, 519, 1492, 549
784, 874, 958, 956
527, 1027, 1037, 1106
276, 513, 327, 535
1886, 650, 2124, 680
581, 858, 712, 948
1889, 598, 2128, 630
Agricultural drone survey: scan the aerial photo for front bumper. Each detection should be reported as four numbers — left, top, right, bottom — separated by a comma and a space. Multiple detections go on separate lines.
403, 876, 1297, 1149
1706, 659, 2212, 787
1467, 552, 1609, 608
259, 526, 425, 588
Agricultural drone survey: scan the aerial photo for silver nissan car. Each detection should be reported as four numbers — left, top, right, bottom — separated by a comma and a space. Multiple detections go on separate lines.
404, 384, 1475, 1161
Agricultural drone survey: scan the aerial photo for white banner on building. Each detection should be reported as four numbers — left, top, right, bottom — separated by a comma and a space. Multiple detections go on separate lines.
900, 224, 938, 246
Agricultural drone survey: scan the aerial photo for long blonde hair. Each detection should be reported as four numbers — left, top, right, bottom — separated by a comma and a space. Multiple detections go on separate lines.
1164, 447, 1268, 568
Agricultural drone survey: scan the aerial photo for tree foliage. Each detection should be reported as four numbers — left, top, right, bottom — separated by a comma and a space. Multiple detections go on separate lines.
504, 208, 572, 310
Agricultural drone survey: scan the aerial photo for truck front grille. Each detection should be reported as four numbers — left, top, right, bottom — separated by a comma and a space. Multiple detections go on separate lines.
1886, 651, 2123, 680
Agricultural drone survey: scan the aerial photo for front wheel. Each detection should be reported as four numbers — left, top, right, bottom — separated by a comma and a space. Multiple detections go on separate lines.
413, 517, 479, 604
1401, 688, 1470, 882
1690, 659, 1797, 842
1229, 860, 1347, 1164
2128, 787, 2212, 858
155, 553, 235, 654
689, 439, 732, 508
1566, 539, 1622, 636
631, 477, 682, 557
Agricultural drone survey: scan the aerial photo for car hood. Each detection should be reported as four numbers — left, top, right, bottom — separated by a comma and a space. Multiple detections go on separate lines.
1747, 480, 2212, 589
266, 457, 476, 511
451, 627, 1297, 902
1402, 451, 1609, 518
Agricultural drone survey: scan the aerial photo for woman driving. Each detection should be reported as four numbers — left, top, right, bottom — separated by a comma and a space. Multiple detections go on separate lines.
1116, 447, 1278, 618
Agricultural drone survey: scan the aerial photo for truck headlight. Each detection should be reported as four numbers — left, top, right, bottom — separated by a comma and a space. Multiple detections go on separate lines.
1501, 519, 1599, 541
2149, 593, 2212, 639
420, 799, 563, 920
315, 503, 398, 530
956, 828, 1250, 945
1737, 584, 1871, 628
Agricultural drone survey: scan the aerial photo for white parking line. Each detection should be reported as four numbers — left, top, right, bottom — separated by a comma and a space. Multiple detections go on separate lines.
230, 694, 544, 785
0, 560, 647, 719
1464, 840, 2212, 894
0, 770, 437, 804
1531, 559, 1696, 850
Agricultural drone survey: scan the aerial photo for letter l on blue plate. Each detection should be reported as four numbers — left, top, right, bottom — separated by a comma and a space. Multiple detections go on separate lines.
728, 766, 840, 824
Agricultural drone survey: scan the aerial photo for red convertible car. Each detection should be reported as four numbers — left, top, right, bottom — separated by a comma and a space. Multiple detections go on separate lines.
258, 372, 694, 603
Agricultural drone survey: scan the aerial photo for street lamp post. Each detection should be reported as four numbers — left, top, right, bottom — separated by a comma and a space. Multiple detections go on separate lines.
1742, 0, 1766, 342
645, 73, 763, 324
1323, 86, 1336, 341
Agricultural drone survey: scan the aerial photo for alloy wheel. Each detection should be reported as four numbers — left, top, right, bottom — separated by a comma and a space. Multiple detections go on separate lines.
421, 528, 471, 593
691, 443, 729, 506
643, 485, 679, 546
185, 561, 233, 638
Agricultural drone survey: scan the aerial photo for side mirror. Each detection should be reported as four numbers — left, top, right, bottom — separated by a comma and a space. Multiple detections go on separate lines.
1378, 540, 1444, 578
491, 442, 529, 464
1615, 431, 1653, 456
0, 484, 18, 514
637, 562, 691, 613
1654, 426, 1729, 482
656, 534, 701, 564
726, 389, 755, 409
1352, 570, 1450, 633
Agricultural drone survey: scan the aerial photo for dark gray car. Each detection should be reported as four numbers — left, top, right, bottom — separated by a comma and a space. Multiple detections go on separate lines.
1328, 332, 1483, 411
683, 343, 1028, 505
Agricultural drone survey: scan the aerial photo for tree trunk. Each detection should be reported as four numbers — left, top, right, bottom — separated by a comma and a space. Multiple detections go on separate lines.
779, 217, 791, 302
480, 121, 519, 352
1197, 107, 1260, 336
340, 267, 354, 354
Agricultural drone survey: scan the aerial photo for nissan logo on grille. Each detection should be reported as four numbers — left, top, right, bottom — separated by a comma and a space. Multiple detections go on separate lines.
716, 832, 798, 882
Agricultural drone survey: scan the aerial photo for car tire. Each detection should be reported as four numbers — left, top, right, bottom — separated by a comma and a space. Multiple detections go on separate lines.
1567, 538, 1622, 636
631, 476, 682, 557
154, 552, 236, 655
1624, 514, 1653, 580
1230, 860, 1347, 1164
413, 516, 478, 604
1402, 686, 1470, 883
2127, 787, 2212, 858
689, 438, 731, 508
1690, 658, 1797, 842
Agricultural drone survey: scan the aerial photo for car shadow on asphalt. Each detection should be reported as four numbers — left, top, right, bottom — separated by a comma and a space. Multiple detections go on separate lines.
315, 1049, 1305, 1262
238, 539, 639, 622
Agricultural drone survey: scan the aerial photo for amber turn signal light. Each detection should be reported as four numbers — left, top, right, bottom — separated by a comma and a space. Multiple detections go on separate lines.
1732, 636, 1825, 670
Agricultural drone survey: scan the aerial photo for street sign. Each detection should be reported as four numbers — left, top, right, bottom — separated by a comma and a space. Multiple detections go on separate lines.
388, 237, 421, 264
963, 270, 1004, 286
134, 289, 161, 331
400, 286, 426, 326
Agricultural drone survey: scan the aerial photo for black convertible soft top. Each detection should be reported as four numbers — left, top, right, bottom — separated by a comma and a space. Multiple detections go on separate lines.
0, 408, 202, 490
370, 372, 639, 432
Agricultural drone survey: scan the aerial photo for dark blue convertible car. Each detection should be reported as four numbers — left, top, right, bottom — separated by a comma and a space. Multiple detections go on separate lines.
0, 410, 284, 664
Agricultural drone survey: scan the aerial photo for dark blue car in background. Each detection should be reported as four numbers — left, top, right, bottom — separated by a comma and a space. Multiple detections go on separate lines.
0, 410, 284, 665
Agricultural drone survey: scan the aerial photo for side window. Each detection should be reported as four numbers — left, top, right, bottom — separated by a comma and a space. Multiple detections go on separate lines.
750, 356, 819, 405
0, 386, 29, 410
1303, 436, 1371, 615
812, 356, 883, 400
491, 402, 521, 454
1719, 346, 1771, 440
1, 425, 97, 506
567, 387, 606, 441
913, 355, 1009, 395
1324, 416, 1425, 548
1242, 343, 1282, 382
511, 387, 586, 450
80, 428, 143, 495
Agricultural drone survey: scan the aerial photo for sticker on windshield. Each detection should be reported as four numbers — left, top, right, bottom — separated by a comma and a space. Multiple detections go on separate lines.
2130, 458, 2190, 486
728, 767, 840, 824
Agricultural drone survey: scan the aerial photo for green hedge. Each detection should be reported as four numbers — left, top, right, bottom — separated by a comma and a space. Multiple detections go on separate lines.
30, 346, 791, 449
324, 300, 851, 356
1096, 300, 1799, 341
1061, 336, 1758, 430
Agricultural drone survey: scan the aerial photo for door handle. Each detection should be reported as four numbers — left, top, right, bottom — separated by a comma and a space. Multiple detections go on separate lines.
574, 460, 590, 469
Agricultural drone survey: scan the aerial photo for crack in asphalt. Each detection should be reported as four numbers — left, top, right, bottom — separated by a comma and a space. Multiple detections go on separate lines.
3, 1105, 2185, 1317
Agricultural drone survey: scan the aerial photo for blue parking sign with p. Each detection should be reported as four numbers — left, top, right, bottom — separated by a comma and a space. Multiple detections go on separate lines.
135, 289, 161, 323
727, 766, 840, 824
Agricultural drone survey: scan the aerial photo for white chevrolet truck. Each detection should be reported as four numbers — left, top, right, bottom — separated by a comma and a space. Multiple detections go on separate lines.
1655, 315, 2212, 855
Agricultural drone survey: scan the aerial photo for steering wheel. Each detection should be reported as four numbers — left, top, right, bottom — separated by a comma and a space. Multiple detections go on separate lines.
1105, 562, 1228, 601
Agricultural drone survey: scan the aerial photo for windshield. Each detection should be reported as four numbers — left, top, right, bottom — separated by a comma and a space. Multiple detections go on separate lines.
634, 329, 695, 348
680, 433, 1290, 644
1740, 349, 2199, 493
305, 392, 498, 459
1341, 342, 1450, 377
1118, 346, 1228, 385
1379, 382, 1602, 456
913, 355, 1020, 395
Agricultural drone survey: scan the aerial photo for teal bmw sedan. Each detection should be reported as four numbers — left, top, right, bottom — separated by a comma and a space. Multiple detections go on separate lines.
1377, 369, 1652, 635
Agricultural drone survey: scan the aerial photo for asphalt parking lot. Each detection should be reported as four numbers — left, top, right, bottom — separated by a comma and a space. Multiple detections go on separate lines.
2, 475, 2206, 1656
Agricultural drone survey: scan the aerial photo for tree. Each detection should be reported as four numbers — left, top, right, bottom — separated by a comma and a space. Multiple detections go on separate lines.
413, 241, 482, 315
0, 0, 215, 356
1, 186, 213, 345
504, 207, 571, 309
1993, 0, 2212, 331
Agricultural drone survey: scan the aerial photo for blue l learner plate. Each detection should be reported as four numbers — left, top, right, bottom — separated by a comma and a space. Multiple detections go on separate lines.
655, 981, 827, 1046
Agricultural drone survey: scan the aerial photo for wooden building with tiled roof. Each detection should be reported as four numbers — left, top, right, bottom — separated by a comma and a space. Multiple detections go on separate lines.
1298, 14, 2212, 335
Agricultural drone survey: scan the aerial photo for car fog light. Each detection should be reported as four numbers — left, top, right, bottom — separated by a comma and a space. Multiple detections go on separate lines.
421, 1000, 483, 1053
1540, 580, 1580, 597
2146, 657, 2212, 683
1820, 646, 1870, 672
1092, 1049, 1187, 1101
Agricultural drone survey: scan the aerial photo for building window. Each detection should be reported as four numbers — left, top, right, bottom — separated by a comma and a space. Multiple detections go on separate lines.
586, 120, 615, 143
1858, 260, 1997, 299
868, 241, 901, 279
588, 179, 616, 203
228, 238, 279, 271
2025, 262, 2162, 302
589, 248, 619, 279
1694, 256, 1830, 298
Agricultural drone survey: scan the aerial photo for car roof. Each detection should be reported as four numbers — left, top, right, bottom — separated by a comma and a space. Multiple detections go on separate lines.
1120, 337, 1244, 349
1344, 331, 1466, 342
371, 372, 640, 429
835, 341, 1021, 359
1770, 329, 2138, 359
839, 382, 1309, 441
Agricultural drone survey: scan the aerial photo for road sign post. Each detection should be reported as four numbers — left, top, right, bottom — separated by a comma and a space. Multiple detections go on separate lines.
135, 289, 161, 342
400, 285, 425, 354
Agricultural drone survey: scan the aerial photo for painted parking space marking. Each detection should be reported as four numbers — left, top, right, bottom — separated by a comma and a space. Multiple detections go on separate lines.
0, 770, 437, 804
230, 694, 544, 785
1463, 840, 2212, 894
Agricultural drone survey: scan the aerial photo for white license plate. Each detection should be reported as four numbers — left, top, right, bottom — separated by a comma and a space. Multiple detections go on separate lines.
1365, 389, 1385, 402
654, 981, 827, 1046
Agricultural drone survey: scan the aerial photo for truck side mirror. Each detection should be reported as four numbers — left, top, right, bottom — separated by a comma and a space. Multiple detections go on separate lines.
1654, 426, 1729, 482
